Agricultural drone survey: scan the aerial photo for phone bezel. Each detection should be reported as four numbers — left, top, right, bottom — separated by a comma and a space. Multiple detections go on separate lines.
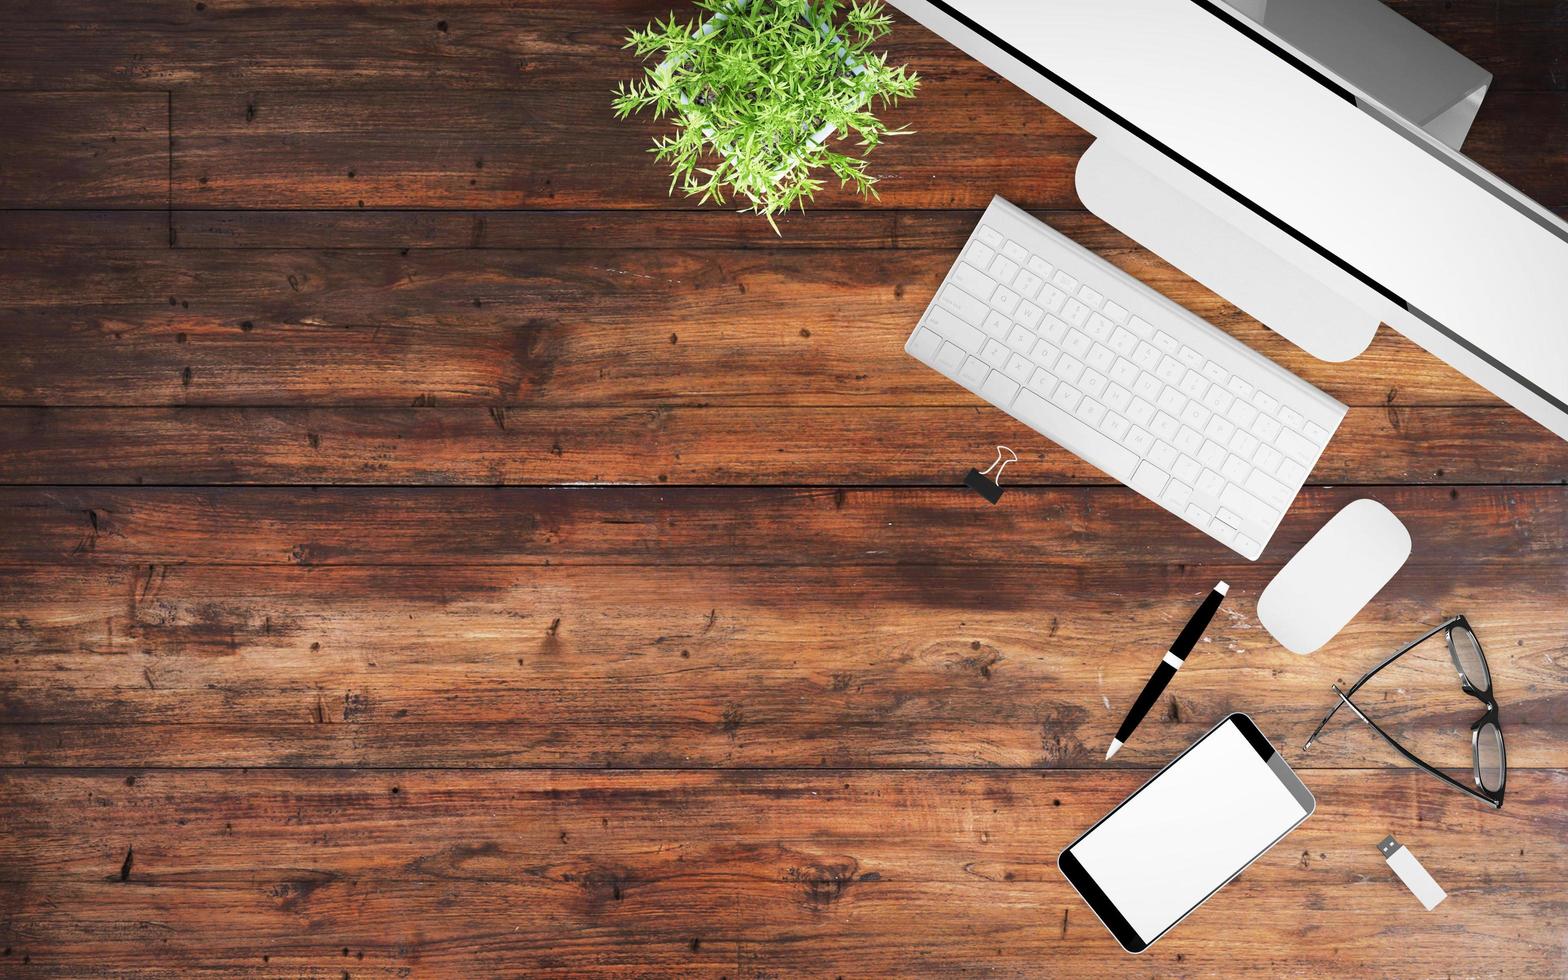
1057, 712, 1316, 953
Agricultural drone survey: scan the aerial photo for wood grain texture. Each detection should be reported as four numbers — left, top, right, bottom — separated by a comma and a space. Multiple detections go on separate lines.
1, 770, 1566, 977
3, 0, 1568, 974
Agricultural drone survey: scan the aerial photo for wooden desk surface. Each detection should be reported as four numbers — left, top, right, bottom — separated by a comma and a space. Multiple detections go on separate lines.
2, 2, 1566, 975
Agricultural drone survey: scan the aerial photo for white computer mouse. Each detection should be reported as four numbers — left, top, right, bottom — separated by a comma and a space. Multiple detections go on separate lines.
1258, 499, 1412, 654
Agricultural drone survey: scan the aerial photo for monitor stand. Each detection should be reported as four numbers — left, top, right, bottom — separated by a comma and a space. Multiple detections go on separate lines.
1074, 0, 1493, 364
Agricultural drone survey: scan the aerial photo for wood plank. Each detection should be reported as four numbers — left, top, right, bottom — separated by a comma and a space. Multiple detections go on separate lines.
0, 239, 1518, 408
1, 769, 1564, 976
0, 212, 168, 250
0, 406, 1562, 486
2, 502, 1564, 767
169, 85, 1568, 210
0, 94, 168, 208
168, 205, 1568, 251
1, 485, 1563, 568
4, 0, 1558, 92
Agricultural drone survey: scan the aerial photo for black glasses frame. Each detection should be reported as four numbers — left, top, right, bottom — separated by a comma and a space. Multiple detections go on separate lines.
1304, 615, 1504, 809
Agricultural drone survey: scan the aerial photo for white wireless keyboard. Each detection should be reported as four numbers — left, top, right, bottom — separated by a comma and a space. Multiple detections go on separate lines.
907, 196, 1347, 560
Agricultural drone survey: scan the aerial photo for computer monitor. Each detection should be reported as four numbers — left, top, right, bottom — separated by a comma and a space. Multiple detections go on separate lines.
888, 0, 1568, 443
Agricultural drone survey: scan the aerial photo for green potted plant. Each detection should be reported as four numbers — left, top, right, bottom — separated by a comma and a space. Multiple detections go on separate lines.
613, 0, 919, 232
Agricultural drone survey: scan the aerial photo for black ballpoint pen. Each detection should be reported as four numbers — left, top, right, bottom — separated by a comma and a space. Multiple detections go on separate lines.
1106, 581, 1229, 760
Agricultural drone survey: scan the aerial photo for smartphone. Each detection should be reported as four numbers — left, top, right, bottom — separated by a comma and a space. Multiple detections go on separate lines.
1058, 713, 1315, 953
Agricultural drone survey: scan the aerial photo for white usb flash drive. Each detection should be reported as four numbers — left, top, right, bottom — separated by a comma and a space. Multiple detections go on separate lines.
1379, 835, 1447, 910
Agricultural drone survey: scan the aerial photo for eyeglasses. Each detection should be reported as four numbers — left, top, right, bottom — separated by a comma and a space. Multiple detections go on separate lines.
1304, 615, 1504, 809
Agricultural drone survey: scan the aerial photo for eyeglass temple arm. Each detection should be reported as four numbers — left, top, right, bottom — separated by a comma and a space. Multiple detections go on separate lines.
1329, 685, 1498, 808
1302, 618, 1459, 750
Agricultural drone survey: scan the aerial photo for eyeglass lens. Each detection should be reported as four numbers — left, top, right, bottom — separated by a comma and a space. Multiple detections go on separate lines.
1477, 722, 1506, 792
1450, 624, 1490, 692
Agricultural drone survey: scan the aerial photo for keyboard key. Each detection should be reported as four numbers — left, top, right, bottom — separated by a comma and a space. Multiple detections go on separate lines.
992, 285, 1021, 317
1004, 353, 1034, 383
981, 310, 1011, 339
1085, 313, 1114, 342
1039, 315, 1069, 344
1156, 388, 1186, 416
1209, 517, 1237, 545
1229, 429, 1260, 459
1050, 384, 1083, 412
1063, 330, 1092, 359
1178, 370, 1209, 399
1026, 255, 1054, 279
1109, 358, 1139, 388
1078, 284, 1105, 309
1125, 426, 1154, 456
1007, 325, 1036, 350
1201, 385, 1234, 414
1104, 384, 1133, 413
1197, 440, 1227, 469
1127, 398, 1156, 427
1178, 346, 1205, 369
1150, 440, 1180, 470
934, 342, 966, 373
1051, 269, 1080, 293
1127, 316, 1155, 340
1179, 401, 1212, 431
1014, 269, 1044, 300
1100, 412, 1131, 442
1062, 299, 1091, 327
980, 339, 1010, 368
1080, 370, 1109, 399
1304, 420, 1331, 444
1279, 405, 1305, 430
1218, 507, 1247, 530
1001, 239, 1029, 264
1202, 360, 1230, 384
1253, 390, 1280, 415
1132, 372, 1162, 401
1204, 415, 1236, 445
1227, 399, 1259, 430
1220, 453, 1252, 484
1236, 533, 1261, 558
989, 256, 1021, 285
1275, 428, 1318, 464
1254, 445, 1284, 476
1251, 413, 1283, 444
1076, 399, 1108, 427
1196, 468, 1225, 498
951, 262, 996, 300
966, 241, 997, 269
926, 305, 985, 350
1277, 458, 1308, 486
1028, 367, 1057, 398
1245, 469, 1293, 510
1109, 326, 1137, 356
1104, 301, 1129, 325
958, 356, 990, 390
1132, 341, 1161, 370
1038, 284, 1067, 314
981, 371, 1020, 407
1163, 480, 1193, 510
1156, 356, 1186, 384
1151, 412, 1181, 441
976, 225, 1004, 248
1029, 339, 1060, 368
1130, 460, 1169, 499
938, 286, 991, 327
1227, 375, 1255, 400
1174, 427, 1203, 456
1153, 330, 1180, 354
1012, 388, 1138, 483
1220, 483, 1276, 526
1186, 503, 1212, 526
1173, 455, 1203, 484
1086, 344, 1116, 373
1016, 300, 1044, 330
907, 328, 942, 363
1056, 355, 1085, 385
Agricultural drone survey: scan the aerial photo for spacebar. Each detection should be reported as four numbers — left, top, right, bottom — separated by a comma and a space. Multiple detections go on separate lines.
1011, 390, 1139, 483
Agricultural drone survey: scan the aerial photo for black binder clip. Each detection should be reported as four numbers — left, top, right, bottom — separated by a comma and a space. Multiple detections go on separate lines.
965, 446, 1018, 504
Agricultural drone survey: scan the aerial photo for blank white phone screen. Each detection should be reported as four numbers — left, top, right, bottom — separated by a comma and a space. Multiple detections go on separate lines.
1071, 721, 1308, 943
